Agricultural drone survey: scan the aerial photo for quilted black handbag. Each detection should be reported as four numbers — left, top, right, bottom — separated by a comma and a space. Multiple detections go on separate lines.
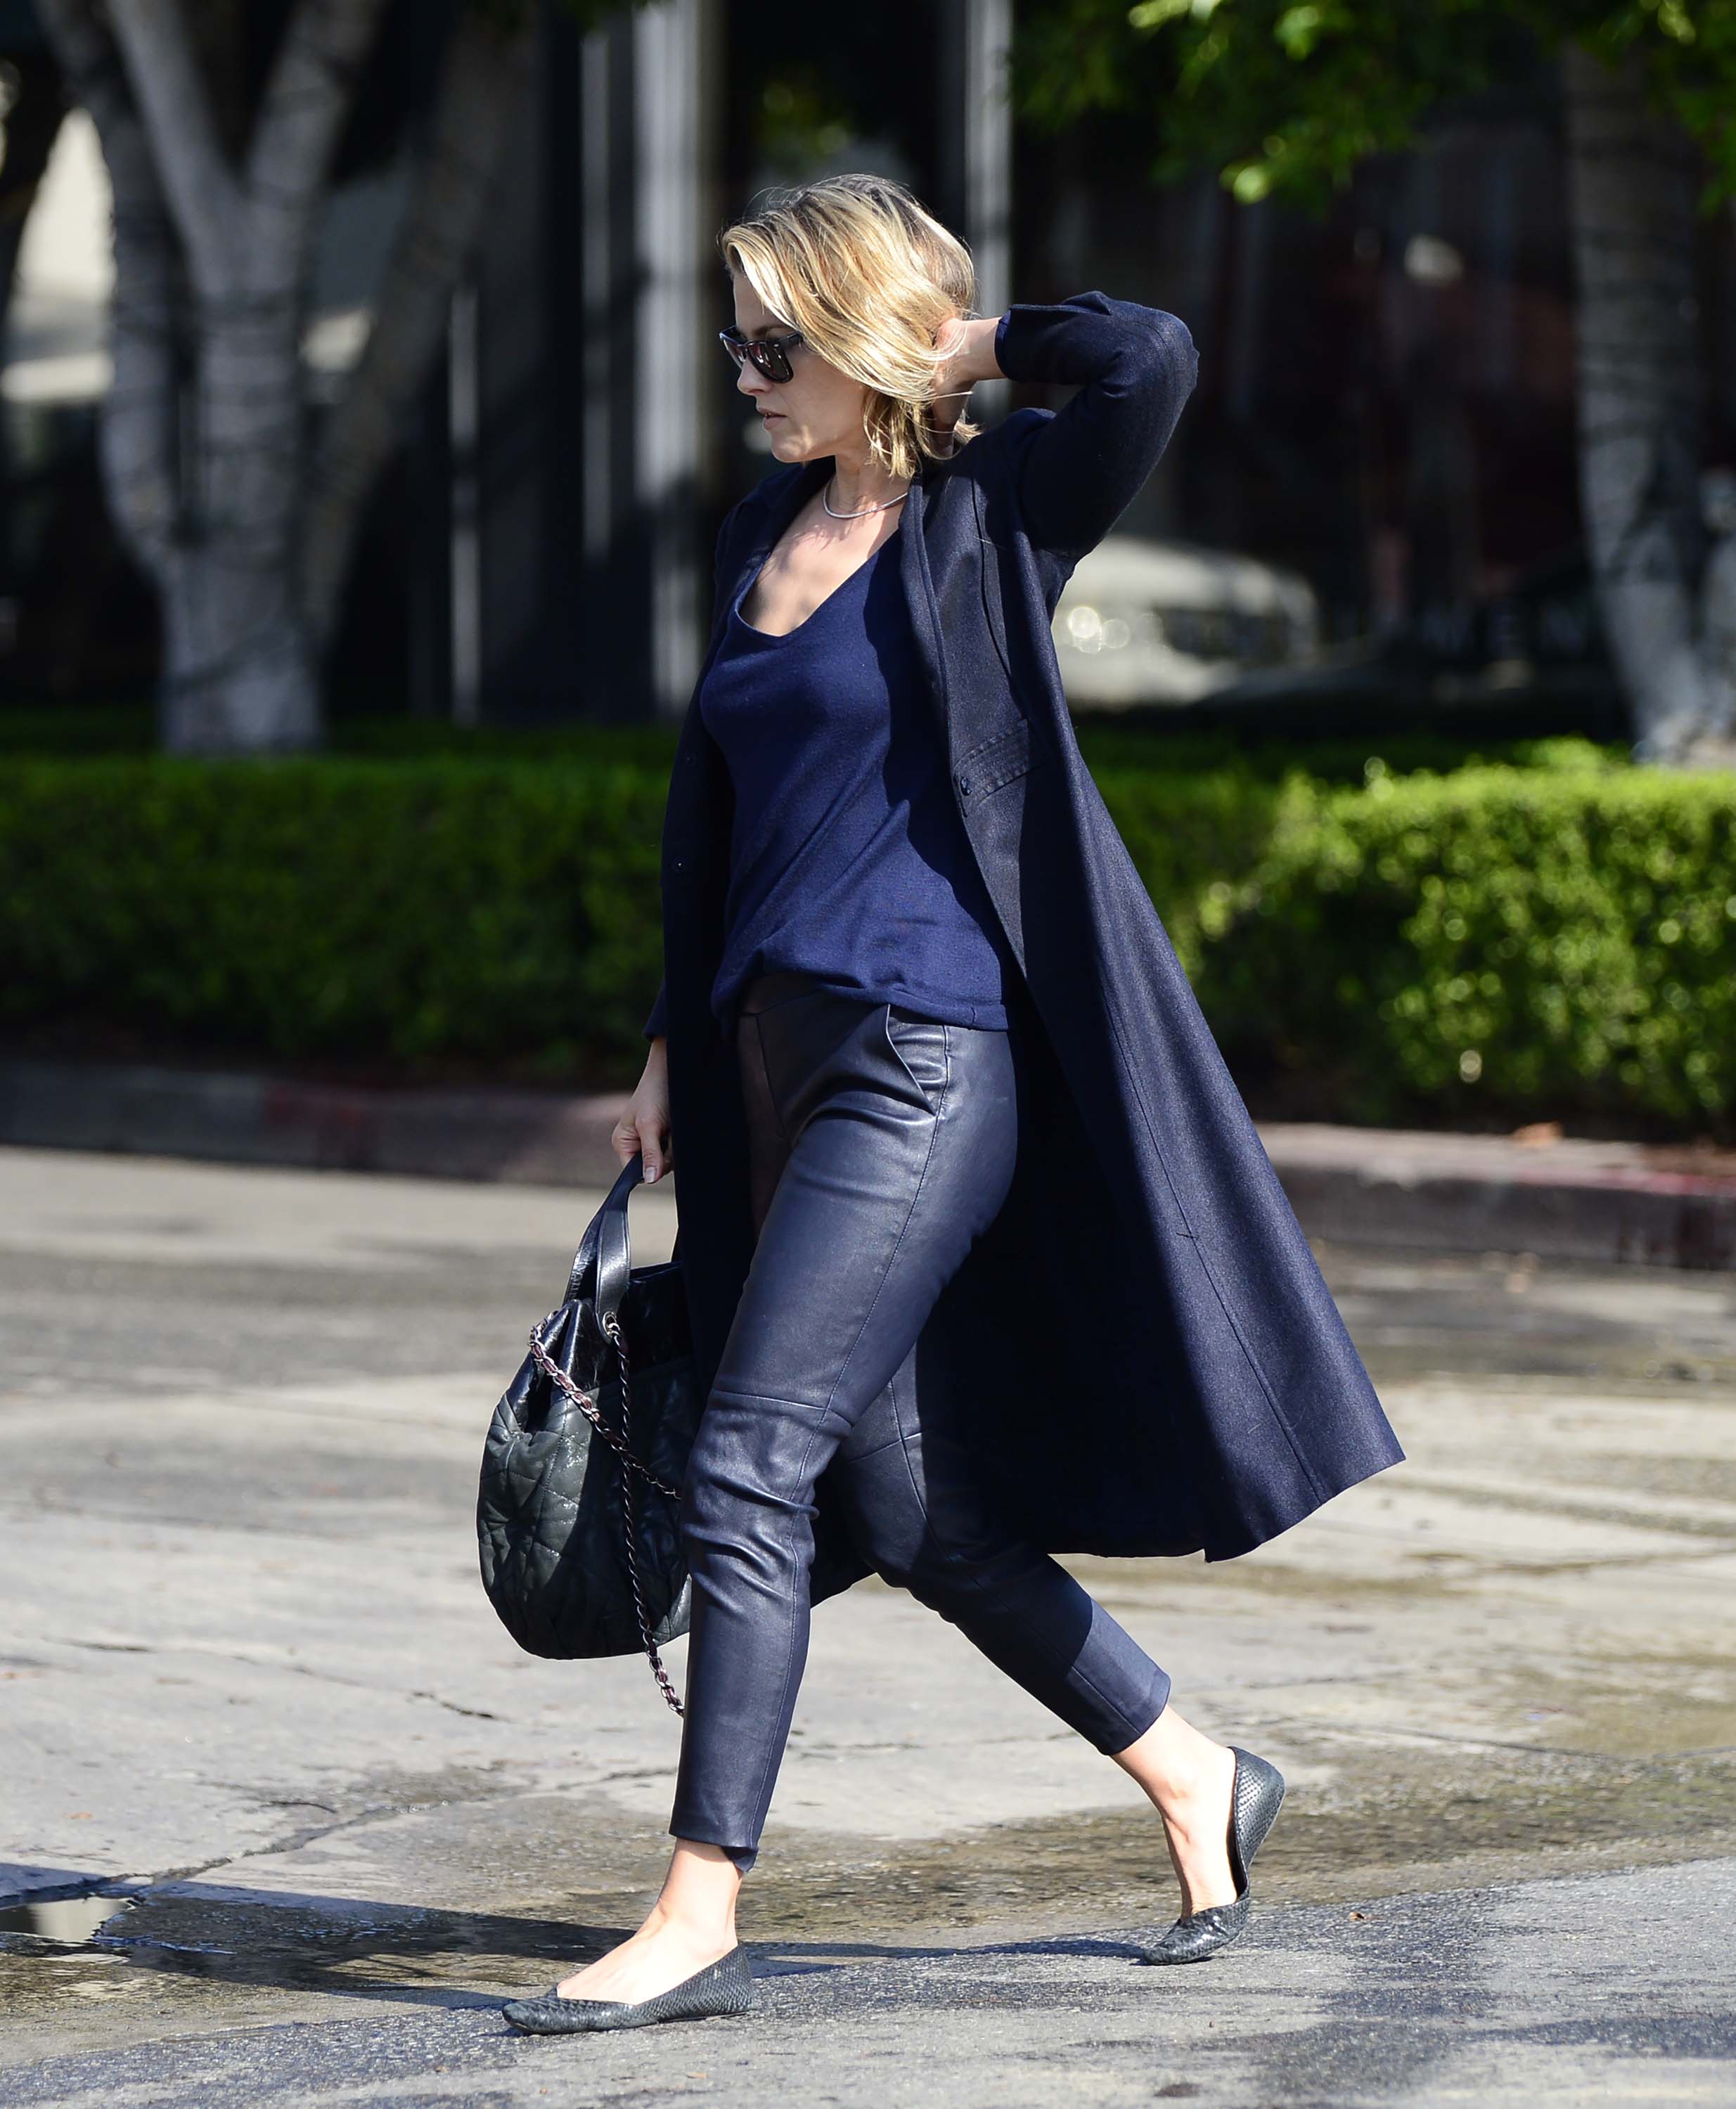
476, 1152, 700, 1713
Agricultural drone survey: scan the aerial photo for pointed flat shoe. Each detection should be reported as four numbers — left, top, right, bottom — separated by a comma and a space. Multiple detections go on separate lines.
1139, 1746, 1285, 1966
501, 1944, 754, 2034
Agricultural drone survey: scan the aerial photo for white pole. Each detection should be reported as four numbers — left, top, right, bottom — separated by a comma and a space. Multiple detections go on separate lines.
634, 0, 715, 720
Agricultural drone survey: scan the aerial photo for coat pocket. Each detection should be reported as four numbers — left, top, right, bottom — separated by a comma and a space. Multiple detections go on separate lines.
952, 720, 1036, 813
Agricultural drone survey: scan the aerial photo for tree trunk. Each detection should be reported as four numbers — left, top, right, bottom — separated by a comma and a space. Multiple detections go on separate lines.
159, 304, 319, 753
159, 554, 319, 752
37, 0, 533, 751
36, 0, 184, 582
1562, 42, 1722, 759
41, 0, 391, 752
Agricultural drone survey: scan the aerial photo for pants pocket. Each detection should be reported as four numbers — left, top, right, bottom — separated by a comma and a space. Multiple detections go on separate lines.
881, 1004, 950, 1115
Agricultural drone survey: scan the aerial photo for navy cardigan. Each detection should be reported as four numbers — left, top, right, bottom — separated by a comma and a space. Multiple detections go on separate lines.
642, 290, 1402, 1583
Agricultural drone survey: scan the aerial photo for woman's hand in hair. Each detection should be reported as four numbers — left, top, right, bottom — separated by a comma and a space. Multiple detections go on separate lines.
930, 313, 1005, 420
613, 1038, 673, 1183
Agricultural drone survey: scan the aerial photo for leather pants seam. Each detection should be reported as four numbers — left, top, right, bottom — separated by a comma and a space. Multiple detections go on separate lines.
737, 1412, 824, 1843
1068, 1644, 1171, 1750
842, 1424, 906, 1464
890, 1365, 931, 1530
706, 1385, 840, 1414
752, 1014, 790, 1142
820, 1038, 953, 1421
1099, 1677, 1174, 1755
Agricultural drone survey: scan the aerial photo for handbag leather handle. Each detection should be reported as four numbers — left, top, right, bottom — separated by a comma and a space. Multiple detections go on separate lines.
562, 1151, 652, 1327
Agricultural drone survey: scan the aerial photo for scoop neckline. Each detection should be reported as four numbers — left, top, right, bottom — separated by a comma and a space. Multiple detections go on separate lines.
733, 519, 904, 641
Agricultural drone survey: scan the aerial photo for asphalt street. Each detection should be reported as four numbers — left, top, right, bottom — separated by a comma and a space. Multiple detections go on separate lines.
4, 1145, 1735, 2106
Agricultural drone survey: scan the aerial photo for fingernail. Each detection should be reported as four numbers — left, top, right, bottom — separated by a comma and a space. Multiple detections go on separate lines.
643, 1164, 657, 1182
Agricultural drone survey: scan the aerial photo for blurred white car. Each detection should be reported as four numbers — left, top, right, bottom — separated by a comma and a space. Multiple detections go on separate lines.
1051, 536, 1320, 708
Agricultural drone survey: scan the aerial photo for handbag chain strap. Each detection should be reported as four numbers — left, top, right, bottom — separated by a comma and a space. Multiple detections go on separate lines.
525, 1306, 686, 1717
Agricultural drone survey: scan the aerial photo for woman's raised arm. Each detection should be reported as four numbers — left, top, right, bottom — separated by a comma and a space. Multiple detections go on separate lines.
989, 291, 1198, 562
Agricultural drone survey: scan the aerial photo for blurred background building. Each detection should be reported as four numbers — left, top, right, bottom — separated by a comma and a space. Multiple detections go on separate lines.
2, 0, 1733, 730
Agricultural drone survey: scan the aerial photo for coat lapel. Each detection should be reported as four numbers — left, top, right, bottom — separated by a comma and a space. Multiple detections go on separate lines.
898, 456, 956, 754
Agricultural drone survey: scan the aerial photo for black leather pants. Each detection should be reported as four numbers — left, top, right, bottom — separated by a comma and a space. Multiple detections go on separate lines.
667, 972, 1172, 1873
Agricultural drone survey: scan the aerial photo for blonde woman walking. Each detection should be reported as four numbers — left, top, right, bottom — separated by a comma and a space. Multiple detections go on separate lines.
503, 174, 1401, 2036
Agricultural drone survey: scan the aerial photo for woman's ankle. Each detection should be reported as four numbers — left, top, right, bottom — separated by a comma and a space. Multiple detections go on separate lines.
1112, 1706, 1232, 1815
641, 1897, 734, 1941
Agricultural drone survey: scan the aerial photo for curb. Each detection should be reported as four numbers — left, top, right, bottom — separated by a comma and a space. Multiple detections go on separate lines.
3, 1059, 1732, 1270
0, 1059, 630, 1189
1259, 1121, 1736, 1272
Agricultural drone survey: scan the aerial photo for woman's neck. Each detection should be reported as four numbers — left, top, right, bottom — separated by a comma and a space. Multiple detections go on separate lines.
825, 451, 910, 515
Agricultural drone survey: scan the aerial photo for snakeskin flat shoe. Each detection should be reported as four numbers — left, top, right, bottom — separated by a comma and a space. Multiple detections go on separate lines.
501, 1944, 754, 2033
1138, 1746, 1285, 1966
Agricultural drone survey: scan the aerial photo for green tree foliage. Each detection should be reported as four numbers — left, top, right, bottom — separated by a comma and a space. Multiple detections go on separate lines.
1012, 2, 1736, 761
1010, 0, 1736, 210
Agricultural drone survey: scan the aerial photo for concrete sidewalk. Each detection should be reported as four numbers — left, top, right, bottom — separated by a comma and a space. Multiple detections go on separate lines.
2, 1147, 1734, 2103
4, 1054, 1733, 1268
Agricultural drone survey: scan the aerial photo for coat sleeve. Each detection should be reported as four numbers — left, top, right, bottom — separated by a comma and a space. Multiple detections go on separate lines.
991, 291, 1198, 561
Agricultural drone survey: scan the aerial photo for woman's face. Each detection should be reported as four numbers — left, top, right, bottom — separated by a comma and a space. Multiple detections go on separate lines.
730, 277, 871, 466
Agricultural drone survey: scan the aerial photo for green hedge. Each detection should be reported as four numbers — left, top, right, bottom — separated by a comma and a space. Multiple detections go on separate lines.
0, 759, 667, 1078
1, 737, 1730, 1129
1200, 758, 1735, 1127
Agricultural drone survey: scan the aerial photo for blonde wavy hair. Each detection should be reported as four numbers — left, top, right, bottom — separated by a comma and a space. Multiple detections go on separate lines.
719, 174, 984, 484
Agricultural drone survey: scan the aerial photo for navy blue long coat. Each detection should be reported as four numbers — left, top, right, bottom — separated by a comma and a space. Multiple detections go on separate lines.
645, 290, 1403, 1597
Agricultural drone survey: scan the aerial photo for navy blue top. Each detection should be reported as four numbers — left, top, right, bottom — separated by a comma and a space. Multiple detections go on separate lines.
694, 517, 1013, 1036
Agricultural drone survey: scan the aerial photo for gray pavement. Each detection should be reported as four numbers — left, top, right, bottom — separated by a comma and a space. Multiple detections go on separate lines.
3, 1145, 1735, 2105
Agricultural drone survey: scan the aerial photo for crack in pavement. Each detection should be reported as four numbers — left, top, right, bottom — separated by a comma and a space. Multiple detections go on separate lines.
36, 1638, 526, 1728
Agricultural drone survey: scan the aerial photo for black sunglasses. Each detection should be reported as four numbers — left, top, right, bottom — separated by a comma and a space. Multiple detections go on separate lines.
719, 325, 804, 382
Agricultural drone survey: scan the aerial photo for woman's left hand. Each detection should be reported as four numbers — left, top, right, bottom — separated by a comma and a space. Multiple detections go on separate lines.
930, 314, 1004, 423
